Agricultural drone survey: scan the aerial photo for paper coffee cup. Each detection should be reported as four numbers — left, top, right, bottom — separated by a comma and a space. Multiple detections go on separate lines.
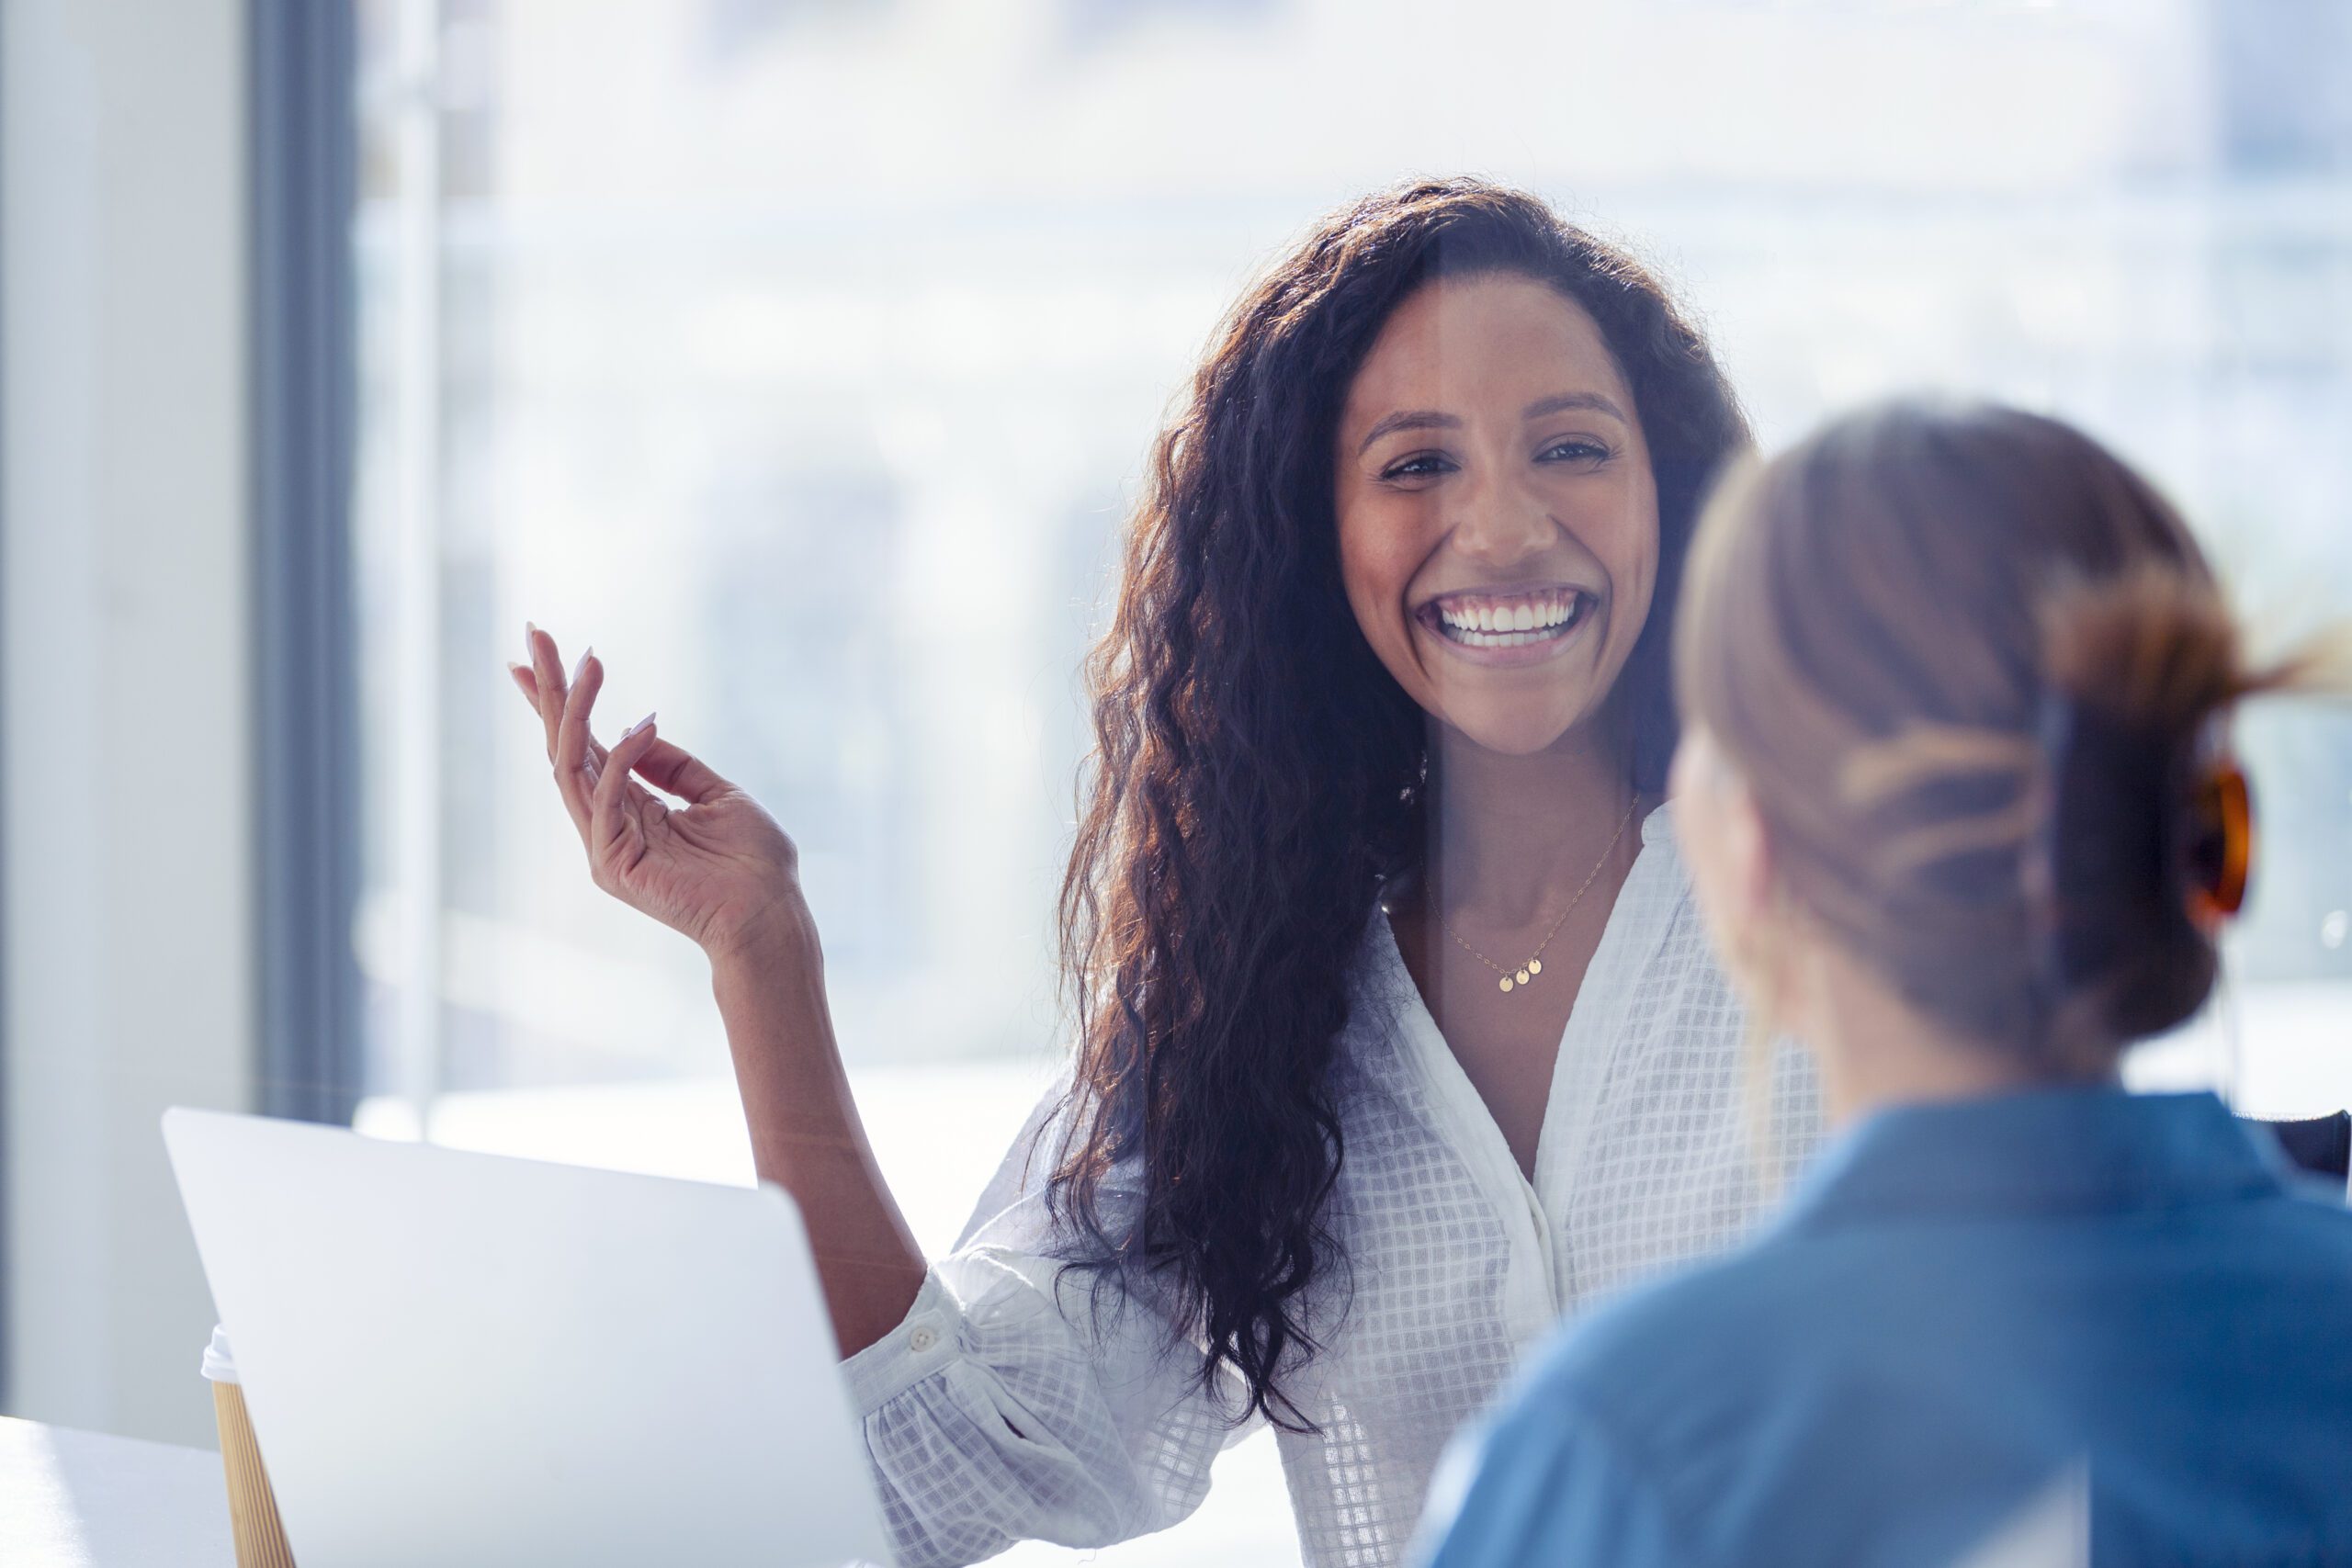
201, 1327, 299, 1568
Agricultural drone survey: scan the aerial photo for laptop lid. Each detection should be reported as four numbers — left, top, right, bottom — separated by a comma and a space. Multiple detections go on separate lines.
163, 1107, 889, 1568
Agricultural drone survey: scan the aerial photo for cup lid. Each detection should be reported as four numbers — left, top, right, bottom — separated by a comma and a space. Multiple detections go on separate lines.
200, 1324, 238, 1384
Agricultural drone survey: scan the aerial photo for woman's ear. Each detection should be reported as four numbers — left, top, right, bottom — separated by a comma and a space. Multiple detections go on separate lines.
1719, 771, 1775, 936
1670, 727, 1778, 991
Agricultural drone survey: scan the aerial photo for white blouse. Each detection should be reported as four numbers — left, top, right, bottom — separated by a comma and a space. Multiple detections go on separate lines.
842, 812, 1821, 1568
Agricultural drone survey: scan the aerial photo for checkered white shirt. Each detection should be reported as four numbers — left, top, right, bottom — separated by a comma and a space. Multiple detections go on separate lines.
843, 812, 1821, 1567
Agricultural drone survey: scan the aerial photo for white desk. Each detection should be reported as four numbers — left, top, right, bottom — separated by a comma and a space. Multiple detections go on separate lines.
0, 1416, 236, 1567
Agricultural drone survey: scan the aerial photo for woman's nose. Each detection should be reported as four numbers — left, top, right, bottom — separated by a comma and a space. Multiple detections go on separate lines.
1448, 469, 1555, 569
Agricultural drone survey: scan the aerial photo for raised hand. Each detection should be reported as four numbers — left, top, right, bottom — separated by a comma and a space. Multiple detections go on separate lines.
510, 625, 807, 963
514, 626, 927, 1347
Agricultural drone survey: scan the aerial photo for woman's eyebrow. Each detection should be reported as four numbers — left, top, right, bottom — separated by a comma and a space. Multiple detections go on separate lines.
1357, 393, 1628, 456
1522, 390, 1628, 423
1356, 409, 1462, 455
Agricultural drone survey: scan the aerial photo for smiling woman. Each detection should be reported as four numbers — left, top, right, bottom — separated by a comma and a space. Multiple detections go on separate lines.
1339, 277, 1655, 758
514, 177, 1816, 1568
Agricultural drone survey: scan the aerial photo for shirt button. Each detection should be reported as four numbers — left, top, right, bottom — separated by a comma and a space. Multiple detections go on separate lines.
909, 1325, 939, 1353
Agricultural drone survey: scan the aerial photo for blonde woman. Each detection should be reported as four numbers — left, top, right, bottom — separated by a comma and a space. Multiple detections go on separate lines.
1425, 400, 2352, 1566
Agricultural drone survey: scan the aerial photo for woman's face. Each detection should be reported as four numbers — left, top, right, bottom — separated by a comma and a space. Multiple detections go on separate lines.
1334, 273, 1658, 758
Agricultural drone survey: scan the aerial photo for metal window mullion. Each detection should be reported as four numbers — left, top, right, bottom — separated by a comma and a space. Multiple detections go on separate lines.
252, 0, 364, 1126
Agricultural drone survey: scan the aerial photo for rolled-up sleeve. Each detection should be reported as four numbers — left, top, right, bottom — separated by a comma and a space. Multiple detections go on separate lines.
844, 1099, 1250, 1567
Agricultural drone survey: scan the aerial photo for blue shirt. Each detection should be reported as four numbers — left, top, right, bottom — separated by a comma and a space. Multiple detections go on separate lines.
1421, 1088, 2352, 1567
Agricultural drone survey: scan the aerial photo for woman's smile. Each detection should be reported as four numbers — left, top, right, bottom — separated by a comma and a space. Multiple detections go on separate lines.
1413, 584, 1601, 667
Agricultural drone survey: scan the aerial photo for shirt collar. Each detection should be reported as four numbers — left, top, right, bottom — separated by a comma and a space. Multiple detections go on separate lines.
1778, 1086, 2288, 1235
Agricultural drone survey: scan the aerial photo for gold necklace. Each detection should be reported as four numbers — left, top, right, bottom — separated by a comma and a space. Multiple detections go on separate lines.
1438, 798, 1639, 995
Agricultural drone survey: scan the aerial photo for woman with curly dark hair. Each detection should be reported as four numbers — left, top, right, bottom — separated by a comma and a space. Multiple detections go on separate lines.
513, 177, 1815, 1566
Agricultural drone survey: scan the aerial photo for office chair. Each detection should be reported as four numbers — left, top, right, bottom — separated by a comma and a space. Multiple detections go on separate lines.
2249, 1111, 2352, 1187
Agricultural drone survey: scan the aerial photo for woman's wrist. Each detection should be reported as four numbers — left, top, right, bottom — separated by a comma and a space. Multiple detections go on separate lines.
706, 897, 854, 1123
704, 893, 820, 977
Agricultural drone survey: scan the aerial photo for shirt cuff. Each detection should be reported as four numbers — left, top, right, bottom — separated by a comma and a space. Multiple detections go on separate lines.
841, 1268, 963, 1414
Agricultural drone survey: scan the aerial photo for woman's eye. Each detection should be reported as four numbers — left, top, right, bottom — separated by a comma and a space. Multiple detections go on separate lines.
1539, 438, 1611, 465
1380, 453, 1456, 482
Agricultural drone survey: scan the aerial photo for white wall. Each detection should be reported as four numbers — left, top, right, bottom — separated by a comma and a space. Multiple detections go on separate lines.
3, 0, 256, 1446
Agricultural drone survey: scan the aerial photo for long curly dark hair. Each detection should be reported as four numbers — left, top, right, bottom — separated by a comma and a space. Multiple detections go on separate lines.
1050, 177, 1749, 1429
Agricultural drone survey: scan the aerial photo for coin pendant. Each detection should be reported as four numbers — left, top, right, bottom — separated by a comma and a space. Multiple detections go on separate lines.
1498, 976, 1514, 993
1527, 958, 1543, 977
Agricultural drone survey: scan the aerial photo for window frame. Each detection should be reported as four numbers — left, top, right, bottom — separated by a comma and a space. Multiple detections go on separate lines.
251, 0, 365, 1127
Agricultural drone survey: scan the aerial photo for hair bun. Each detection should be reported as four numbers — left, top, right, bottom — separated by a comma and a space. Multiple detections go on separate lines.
2029, 566, 2248, 1044
2029, 686, 2220, 1042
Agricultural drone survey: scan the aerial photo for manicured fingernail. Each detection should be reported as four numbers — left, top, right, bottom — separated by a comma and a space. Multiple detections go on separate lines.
525, 620, 538, 653
623, 712, 655, 739
506, 661, 526, 679
571, 647, 593, 684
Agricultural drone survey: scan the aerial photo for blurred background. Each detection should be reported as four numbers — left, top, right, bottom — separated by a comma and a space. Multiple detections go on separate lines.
5, 2, 2349, 1562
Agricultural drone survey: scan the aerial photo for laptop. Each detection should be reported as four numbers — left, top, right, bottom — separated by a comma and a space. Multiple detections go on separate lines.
163, 1107, 891, 1568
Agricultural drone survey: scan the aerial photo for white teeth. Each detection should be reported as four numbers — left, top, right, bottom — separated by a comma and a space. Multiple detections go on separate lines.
1430, 592, 1588, 648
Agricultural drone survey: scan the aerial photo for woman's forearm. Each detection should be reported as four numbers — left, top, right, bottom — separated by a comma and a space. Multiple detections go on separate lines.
708, 915, 927, 1358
